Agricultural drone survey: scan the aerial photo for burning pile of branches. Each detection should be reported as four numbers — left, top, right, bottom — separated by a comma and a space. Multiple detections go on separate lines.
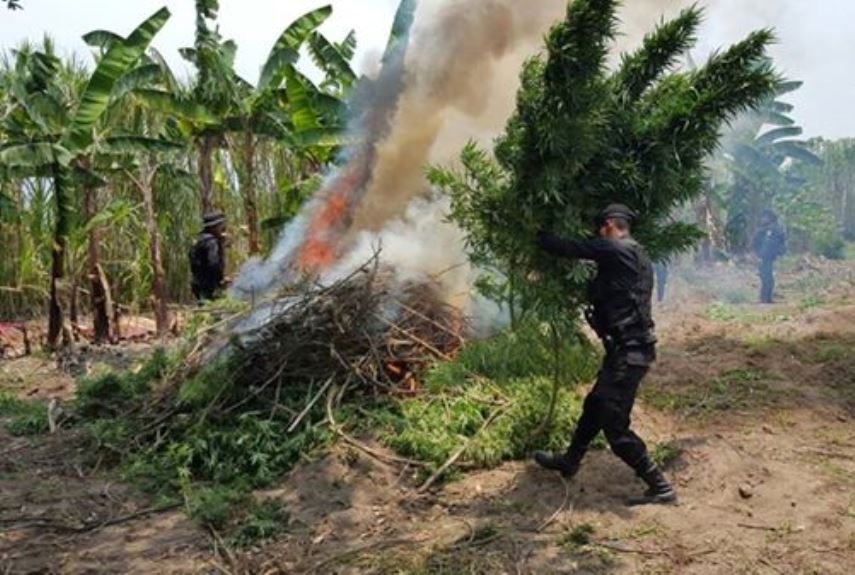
222, 261, 465, 404
132, 256, 468, 439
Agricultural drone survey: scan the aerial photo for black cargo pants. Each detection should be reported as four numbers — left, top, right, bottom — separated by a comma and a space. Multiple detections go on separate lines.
567, 344, 655, 474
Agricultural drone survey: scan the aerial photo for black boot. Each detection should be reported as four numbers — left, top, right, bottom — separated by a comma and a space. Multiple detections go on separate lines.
534, 451, 582, 479
627, 464, 677, 506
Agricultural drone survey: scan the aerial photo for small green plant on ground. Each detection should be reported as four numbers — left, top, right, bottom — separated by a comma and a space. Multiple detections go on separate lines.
642, 368, 774, 416
184, 486, 289, 547
706, 302, 740, 322
799, 294, 826, 311
705, 302, 792, 324
76, 347, 172, 418
0, 393, 48, 436
651, 441, 682, 469
559, 522, 596, 553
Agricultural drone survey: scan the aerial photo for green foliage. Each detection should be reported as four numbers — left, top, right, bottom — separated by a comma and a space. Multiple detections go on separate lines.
161, 414, 332, 487
651, 441, 682, 469
559, 522, 596, 552
642, 368, 775, 415
78, 344, 332, 532
719, 79, 825, 254
227, 498, 289, 548
376, 323, 599, 479
186, 487, 289, 547
186, 484, 245, 529
76, 347, 171, 418
0, 392, 47, 436
429, 0, 778, 323
66, 8, 171, 149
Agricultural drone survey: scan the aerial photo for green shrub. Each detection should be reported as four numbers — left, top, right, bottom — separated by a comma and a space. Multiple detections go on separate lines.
0, 393, 48, 436
187, 485, 246, 530
76, 348, 171, 418
815, 231, 845, 260
380, 324, 598, 479
228, 498, 289, 548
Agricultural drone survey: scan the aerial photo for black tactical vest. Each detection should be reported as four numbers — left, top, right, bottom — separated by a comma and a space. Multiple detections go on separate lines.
587, 238, 656, 346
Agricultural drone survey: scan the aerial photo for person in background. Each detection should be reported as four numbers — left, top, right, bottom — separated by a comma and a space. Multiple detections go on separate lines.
654, 260, 669, 303
533, 204, 677, 506
189, 212, 227, 302
752, 210, 786, 304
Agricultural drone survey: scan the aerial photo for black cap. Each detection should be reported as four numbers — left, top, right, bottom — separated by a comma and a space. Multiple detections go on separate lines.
594, 204, 636, 227
203, 212, 225, 229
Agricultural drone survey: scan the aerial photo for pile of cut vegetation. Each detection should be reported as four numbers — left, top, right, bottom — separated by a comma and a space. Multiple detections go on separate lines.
65, 259, 595, 544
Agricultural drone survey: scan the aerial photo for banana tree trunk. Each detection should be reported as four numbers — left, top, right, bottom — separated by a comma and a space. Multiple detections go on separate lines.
83, 181, 112, 343
198, 135, 215, 214
242, 131, 261, 255
47, 169, 68, 350
47, 239, 65, 349
140, 170, 169, 337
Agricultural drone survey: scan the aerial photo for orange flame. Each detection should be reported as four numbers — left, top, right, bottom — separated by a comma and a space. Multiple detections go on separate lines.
294, 148, 374, 274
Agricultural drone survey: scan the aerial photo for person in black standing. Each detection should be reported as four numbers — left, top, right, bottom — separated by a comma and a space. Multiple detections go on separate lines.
189, 212, 227, 302
533, 204, 677, 506
654, 260, 669, 304
752, 210, 786, 304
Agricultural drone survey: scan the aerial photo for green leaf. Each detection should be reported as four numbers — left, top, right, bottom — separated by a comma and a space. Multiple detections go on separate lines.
82, 30, 124, 51
112, 63, 165, 99
762, 111, 795, 127
383, 0, 417, 62
733, 143, 781, 177
337, 30, 357, 60
755, 126, 803, 147
308, 32, 357, 87
615, 6, 702, 100
0, 143, 72, 170
133, 89, 217, 125
770, 141, 823, 166
258, 5, 332, 91
285, 70, 322, 133
775, 80, 803, 96
103, 136, 185, 154
294, 128, 348, 149
66, 7, 171, 150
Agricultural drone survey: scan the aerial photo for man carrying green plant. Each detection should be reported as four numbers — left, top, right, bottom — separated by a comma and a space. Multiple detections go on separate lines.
533, 204, 677, 506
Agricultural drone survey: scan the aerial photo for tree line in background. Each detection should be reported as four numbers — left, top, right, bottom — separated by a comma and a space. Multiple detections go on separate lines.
698, 78, 855, 262
2, 0, 855, 352
0, 0, 363, 347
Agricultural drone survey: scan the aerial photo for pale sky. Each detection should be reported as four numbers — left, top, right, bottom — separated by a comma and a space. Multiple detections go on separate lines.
2, 0, 855, 139
0, 0, 401, 84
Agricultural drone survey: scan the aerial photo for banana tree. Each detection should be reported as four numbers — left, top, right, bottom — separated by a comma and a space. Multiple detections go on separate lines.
228, 6, 355, 254
721, 80, 822, 252
0, 8, 170, 348
137, 3, 350, 254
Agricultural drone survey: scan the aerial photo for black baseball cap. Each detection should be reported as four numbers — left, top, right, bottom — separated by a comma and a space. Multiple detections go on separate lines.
594, 204, 636, 227
202, 212, 225, 229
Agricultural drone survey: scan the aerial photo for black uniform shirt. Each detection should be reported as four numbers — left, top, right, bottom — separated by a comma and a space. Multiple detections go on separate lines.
190, 232, 225, 294
752, 224, 786, 262
537, 232, 656, 350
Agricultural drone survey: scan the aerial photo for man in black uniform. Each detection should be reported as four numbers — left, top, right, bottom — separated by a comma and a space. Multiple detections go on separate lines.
752, 210, 786, 304
533, 204, 677, 506
189, 212, 227, 302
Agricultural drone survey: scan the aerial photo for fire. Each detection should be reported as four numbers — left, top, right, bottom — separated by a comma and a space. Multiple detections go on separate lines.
294, 148, 375, 273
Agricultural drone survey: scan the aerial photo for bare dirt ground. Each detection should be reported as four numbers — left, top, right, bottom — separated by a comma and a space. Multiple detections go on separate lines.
2, 257, 854, 574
